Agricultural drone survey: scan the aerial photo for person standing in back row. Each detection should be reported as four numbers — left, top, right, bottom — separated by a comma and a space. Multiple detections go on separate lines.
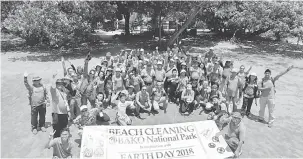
24, 72, 49, 134
258, 66, 294, 128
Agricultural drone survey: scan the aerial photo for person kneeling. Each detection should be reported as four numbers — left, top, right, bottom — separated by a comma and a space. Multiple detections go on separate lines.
180, 84, 195, 114
74, 105, 110, 139
116, 90, 136, 126
215, 112, 246, 158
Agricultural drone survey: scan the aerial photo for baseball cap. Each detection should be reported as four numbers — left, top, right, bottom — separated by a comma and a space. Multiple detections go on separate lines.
32, 76, 42, 81
157, 61, 163, 65
231, 68, 238, 73
106, 52, 111, 56
80, 105, 88, 112
250, 72, 257, 76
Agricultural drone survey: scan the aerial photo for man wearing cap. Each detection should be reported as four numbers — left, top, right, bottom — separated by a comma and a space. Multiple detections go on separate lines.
74, 105, 110, 138
258, 66, 294, 127
216, 112, 246, 158
154, 61, 166, 86
50, 71, 70, 138
81, 53, 100, 109
226, 68, 243, 112
136, 86, 155, 116
24, 72, 49, 134
141, 63, 155, 95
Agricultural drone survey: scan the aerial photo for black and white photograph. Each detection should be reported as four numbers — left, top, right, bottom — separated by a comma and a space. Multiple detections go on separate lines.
1, 0, 303, 158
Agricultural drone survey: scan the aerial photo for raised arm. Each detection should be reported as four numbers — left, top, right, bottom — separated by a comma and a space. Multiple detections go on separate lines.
245, 66, 252, 75
273, 65, 294, 82
83, 53, 91, 78
61, 57, 68, 77
23, 72, 32, 92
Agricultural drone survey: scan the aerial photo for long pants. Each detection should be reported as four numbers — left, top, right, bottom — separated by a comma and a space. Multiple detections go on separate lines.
241, 97, 253, 114
31, 104, 46, 130
69, 98, 81, 119
52, 113, 68, 138
168, 83, 178, 102
259, 97, 275, 123
179, 101, 194, 114
81, 95, 95, 109
96, 112, 111, 122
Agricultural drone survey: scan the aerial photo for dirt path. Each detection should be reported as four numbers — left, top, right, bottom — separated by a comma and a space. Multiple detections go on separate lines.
1, 43, 303, 158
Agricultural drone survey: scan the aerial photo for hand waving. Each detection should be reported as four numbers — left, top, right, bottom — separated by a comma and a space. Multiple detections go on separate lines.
24, 71, 28, 77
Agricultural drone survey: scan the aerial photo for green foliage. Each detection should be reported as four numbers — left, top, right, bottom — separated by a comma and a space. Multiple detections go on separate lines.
3, 1, 117, 47
201, 1, 303, 39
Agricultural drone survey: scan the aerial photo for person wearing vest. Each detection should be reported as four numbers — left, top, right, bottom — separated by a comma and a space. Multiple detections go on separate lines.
79, 53, 97, 109
24, 72, 49, 135
258, 66, 294, 128
50, 72, 69, 138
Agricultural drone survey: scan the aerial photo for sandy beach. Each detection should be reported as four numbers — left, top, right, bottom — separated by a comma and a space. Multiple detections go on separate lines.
1, 42, 303, 158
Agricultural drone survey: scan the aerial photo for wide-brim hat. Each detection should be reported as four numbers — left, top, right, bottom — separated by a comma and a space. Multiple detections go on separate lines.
127, 85, 134, 89
32, 76, 42, 81
250, 72, 257, 77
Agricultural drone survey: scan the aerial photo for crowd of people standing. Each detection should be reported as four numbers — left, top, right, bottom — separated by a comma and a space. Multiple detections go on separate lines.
24, 44, 294, 158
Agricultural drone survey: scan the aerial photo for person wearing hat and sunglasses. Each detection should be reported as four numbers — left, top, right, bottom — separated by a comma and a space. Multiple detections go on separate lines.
241, 72, 259, 117
73, 105, 110, 139
216, 112, 246, 158
50, 71, 70, 138
24, 72, 49, 134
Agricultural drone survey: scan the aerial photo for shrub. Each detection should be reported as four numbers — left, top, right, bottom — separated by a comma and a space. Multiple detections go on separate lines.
3, 1, 91, 47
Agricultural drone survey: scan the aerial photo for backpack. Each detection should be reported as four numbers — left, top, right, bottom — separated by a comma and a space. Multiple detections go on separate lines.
261, 77, 276, 94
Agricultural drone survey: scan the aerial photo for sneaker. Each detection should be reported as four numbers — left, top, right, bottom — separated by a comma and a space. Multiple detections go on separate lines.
32, 129, 38, 135
40, 127, 47, 132
268, 122, 274, 128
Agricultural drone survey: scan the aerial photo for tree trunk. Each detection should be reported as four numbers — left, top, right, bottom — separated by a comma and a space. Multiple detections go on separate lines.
159, 13, 162, 47
275, 32, 281, 41
124, 12, 130, 36
167, 5, 204, 46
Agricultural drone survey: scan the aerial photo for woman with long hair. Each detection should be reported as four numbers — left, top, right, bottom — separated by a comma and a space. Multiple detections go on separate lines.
241, 72, 259, 117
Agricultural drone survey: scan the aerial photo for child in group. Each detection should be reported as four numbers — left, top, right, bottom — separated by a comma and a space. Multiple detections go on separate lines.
115, 90, 136, 126
24, 72, 49, 134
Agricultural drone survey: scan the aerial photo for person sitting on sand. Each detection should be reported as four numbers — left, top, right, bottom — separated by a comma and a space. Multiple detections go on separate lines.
24, 72, 49, 134
258, 65, 294, 128
136, 86, 155, 116
46, 128, 73, 158
180, 84, 195, 114
216, 112, 246, 158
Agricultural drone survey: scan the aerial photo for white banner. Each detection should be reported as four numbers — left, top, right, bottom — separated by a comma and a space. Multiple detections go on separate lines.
80, 120, 234, 159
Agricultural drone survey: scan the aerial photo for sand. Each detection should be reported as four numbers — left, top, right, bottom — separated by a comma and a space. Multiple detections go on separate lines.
1, 42, 303, 158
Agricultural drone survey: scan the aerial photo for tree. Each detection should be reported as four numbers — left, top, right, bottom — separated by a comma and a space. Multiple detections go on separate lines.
3, 1, 91, 46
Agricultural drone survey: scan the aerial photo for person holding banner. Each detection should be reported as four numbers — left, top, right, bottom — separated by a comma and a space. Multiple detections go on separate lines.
216, 112, 246, 158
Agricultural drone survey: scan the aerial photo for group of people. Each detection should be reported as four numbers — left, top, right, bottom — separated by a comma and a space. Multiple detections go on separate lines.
24, 44, 294, 158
